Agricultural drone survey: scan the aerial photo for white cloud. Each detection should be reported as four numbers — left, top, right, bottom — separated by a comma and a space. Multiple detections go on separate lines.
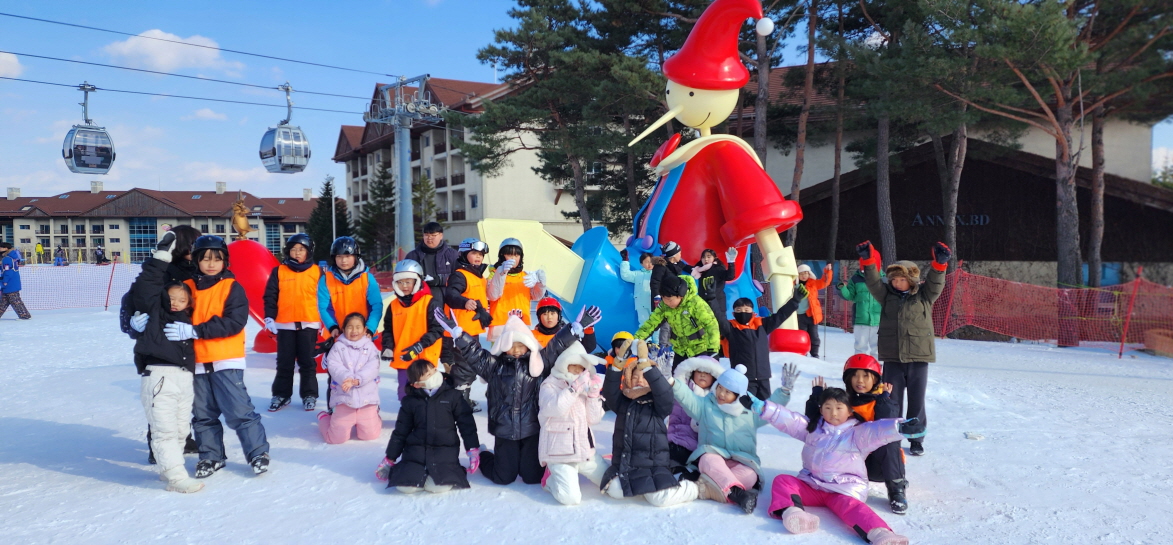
182, 108, 228, 121
0, 52, 24, 77
1154, 146, 1172, 172
103, 30, 245, 74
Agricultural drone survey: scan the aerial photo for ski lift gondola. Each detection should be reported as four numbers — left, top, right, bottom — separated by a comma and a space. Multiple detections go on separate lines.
259, 83, 310, 173
62, 82, 115, 175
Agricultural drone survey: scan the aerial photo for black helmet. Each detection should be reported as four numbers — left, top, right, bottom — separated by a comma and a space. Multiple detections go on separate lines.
284, 233, 314, 257
330, 236, 359, 256
191, 235, 229, 262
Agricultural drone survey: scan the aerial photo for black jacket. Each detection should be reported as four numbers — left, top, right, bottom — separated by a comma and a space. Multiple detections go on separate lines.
719, 298, 798, 381
648, 260, 690, 306
694, 260, 735, 310
405, 241, 461, 290
533, 321, 597, 354
121, 259, 198, 339
444, 261, 493, 328
262, 259, 317, 321
131, 257, 195, 374
452, 327, 578, 440
600, 366, 680, 497
189, 270, 250, 342
380, 287, 445, 359
385, 379, 480, 489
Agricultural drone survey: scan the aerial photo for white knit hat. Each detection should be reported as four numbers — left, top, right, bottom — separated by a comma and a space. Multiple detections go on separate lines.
797, 264, 813, 275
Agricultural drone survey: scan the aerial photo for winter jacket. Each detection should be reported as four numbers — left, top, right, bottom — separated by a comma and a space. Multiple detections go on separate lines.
692, 260, 735, 318
317, 259, 383, 333
634, 276, 719, 357
324, 334, 382, 409
379, 285, 445, 368
405, 241, 460, 290
385, 378, 480, 489
719, 297, 798, 382
1, 254, 20, 293
538, 357, 604, 465
667, 357, 728, 450
837, 271, 882, 327
863, 261, 945, 363
804, 385, 902, 482
452, 327, 578, 441
618, 260, 653, 322
130, 257, 195, 374
533, 321, 597, 354
799, 266, 834, 324
760, 400, 903, 502
600, 365, 679, 497
187, 270, 250, 347
648, 260, 689, 308
121, 258, 197, 341
670, 378, 789, 480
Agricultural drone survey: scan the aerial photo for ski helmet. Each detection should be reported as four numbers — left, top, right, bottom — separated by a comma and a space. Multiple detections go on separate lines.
330, 236, 359, 257
458, 237, 489, 257
392, 259, 425, 296
283, 233, 314, 258
536, 297, 562, 319
191, 235, 229, 263
842, 354, 882, 386
500, 237, 523, 251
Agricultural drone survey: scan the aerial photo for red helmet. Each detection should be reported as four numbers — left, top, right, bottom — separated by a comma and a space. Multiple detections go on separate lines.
537, 297, 562, 317
842, 354, 881, 377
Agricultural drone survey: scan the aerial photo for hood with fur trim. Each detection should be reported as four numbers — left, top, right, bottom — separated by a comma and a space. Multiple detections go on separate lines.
673, 356, 728, 396
550, 341, 604, 383
491, 315, 545, 378
884, 260, 921, 294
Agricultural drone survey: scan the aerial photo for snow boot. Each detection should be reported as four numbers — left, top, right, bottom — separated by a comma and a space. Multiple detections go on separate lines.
303, 396, 317, 411
781, 506, 820, 534
250, 453, 270, 475
166, 477, 205, 493
727, 486, 757, 514
886, 479, 909, 515
908, 440, 924, 456
866, 527, 910, 545
269, 396, 290, 412
194, 459, 225, 479
694, 476, 723, 502
183, 433, 198, 455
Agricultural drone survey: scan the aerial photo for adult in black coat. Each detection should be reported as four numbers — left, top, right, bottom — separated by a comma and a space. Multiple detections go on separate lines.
600, 363, 686, 501
385, 375, 480, 492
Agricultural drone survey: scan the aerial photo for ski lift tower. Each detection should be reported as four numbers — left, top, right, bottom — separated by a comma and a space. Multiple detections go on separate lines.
363, 74, 443, 257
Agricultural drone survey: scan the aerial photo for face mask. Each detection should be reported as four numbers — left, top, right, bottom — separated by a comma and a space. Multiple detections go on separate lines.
717, 399, 745, 416
733, 312, 754, 325
420, 370, 443, 391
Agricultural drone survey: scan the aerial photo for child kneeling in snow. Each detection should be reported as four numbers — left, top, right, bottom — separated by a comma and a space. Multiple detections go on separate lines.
377, 359, 480, 494
318, 313, 382, 444
669, 363, 790, 514
754, 386, 924, 545
538, 342, 607, 505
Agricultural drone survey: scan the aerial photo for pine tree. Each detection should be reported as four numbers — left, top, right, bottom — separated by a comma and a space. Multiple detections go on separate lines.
355, 163, 396, 271
306, 176, 352, 263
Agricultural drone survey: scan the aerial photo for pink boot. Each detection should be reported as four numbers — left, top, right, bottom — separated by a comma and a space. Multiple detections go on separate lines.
781, 507, 819, 534
866, 528, 909, 545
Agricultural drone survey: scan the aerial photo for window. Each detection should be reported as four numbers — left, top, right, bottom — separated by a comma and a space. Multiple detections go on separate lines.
38, 225, 49, 234
265, 224, 281, 255
91, 225, 103, 234
75, 237, 85, 247
29, 199, 38, 202
424, 135, 431, 147
215, 224, 226, 234
469, 194, 478, 209
105, 194, 116, 199
75, 225, 85, 234
58, 225, 68, 234
191, 195, 202, 200
109, 238, 121, 243
277, 199, 286, 204
127, 217, 157, 263
19, 224, 29, 230
282, 223, 296, 233
251, 206, 263, 212
20, 206, 31, 211
58, 194, 69, 199
19, 238, 30, 244
109, 224, 120, 230
39, 238, 49, 247
92, 237, 104, 246
199, 224, 209, 233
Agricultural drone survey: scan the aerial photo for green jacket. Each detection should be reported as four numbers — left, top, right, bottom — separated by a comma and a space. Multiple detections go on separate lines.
634, 275, 719, 357
863, 261, 945, 363
838, 271, 882, 327
670, 379, 789, 479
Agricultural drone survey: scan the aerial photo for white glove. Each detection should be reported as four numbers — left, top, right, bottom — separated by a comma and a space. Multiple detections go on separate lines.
163, 322, 198, 341
570, 322, 584, 338
263, 317, 278, 334
523, 271, 539, 288
535, 269, 546, 286
498, 259, 517, 272
381, 348, 395, 362
130, 312, 149, 333
725, 247, 738, 263
153, 231, 177, 263
571, 372, 591, 395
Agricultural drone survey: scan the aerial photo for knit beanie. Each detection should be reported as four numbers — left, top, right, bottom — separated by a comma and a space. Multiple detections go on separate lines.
659, 273, 688, 297
797, 264, 812, 275
661, 241, 681, 258
717, 364, 749, 396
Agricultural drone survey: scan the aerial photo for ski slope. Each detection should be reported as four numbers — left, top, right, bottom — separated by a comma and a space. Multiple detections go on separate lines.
1, 308, 1171, 544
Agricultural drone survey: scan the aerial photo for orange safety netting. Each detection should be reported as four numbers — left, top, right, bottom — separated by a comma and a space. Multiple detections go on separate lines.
13, 263, 142, 311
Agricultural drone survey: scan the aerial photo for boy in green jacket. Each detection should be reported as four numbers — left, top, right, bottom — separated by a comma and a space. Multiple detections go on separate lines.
634, 273, 719, 371
837, 269, 882, 357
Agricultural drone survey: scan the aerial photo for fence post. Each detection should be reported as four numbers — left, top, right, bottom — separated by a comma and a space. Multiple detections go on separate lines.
1118, 266, 1144, 359
940, 261, 963, 339
104, 260, 118, 311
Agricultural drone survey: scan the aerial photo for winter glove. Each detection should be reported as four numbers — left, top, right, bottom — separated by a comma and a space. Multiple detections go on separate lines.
475, 307, 493, 328
571, 371, 592, 395
130, 311, 149, 333
523, 271, 539, 288
498, 259, 517, 273
466, 448, 481, 475
725, 247, 738, 263
263, 317, 278, 335
899, 417, 926, 439
701, 276, 716, 292
381, 348, 395, 363
855, 241, 872, 260
780, 363, 801, 394
534, 269, 546, 286
508, 309, 524, 319
587, 374, 604, 398
932, 242, 952, 265
571, 305, 602, 338
741, 393, 765, 414
794, 283, 809, 300
153, 231, 177, 263
163, 322, 198, 341
400, 343, 425, 362
614, 339, 633, 360
434, 308, 463, 339
375, 457, 395, 482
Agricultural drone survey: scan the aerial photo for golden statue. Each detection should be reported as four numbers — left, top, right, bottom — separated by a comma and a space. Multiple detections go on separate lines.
232, 191, 254, 241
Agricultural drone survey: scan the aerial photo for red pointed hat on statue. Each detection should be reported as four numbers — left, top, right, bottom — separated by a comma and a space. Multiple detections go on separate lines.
662, 0, 766, 90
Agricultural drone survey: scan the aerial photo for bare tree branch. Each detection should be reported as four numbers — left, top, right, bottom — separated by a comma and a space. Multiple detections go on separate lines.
933, 84, 1060, 141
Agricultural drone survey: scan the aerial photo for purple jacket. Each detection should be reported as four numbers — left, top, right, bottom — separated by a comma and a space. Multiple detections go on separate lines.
325, 335, 382, 410
760, 401, 902, 502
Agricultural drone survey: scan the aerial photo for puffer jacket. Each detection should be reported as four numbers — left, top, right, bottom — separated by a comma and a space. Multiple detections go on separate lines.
131, 257, 195, 374
799, 265, 834, 324
537, 349, 604, 465
692, 260, 735, 318
1, 254, 21, 293
648, 260, 689, 309
633, 277, 719, 357
760, 400, 903, 502
837, 271, 881, 327
385, 378, 479, 489
667, 357, 728, 450
324, 334, 381, 409
452, 327, 578, 441
600, 365, 678, 497
618, 260, 653, 323
670, 378, 789, 480
719, 297, 798, 382
863, 260, 945, 363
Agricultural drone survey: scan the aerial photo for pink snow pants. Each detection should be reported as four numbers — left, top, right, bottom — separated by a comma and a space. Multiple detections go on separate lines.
319, 404, 382, 444
768, 475, 890, 534
698, 453, 758, 493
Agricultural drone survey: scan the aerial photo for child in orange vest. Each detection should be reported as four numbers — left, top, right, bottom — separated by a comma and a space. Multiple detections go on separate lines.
317, 236, 383, 339
380, 259, 444, 401
532, 297, 598, 352
796, 264, 834, 358
264, 233, 322, 412
166, 235, 270, 479
444, 238, 494, 412
487, 238, 545, 332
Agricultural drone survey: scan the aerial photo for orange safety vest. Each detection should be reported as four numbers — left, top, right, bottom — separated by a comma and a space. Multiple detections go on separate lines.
490, 272, 532, 326
452, 268, 489, 336
184, 278, 246, 363
389, 293, 441, 370
275, 264, 322, 324
324, 271, 370, 327
605, 355, 637, 370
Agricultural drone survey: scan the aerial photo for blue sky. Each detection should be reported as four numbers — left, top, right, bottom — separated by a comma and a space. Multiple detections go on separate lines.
1, 1, 1170, 200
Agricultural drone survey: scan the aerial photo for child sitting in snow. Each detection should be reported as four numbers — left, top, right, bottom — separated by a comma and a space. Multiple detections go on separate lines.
318, 313, 382, 444
669, 363, 789, 513
668, 356, 725, 476
753, 386, 924, 545
805, 354, 908, 514
377, 359, 480, 494
538, 342, 607, 505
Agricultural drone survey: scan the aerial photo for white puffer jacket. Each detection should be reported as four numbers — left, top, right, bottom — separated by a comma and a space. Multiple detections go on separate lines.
538, 342, 605, 465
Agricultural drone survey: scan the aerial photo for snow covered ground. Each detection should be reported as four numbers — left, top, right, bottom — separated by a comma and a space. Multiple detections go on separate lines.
2, 308, 1171, 544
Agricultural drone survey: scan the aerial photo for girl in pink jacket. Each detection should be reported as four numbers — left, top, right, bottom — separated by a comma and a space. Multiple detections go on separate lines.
318, 313, 382, 444
753, 387, 925, 545
537, 342, 607, 505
